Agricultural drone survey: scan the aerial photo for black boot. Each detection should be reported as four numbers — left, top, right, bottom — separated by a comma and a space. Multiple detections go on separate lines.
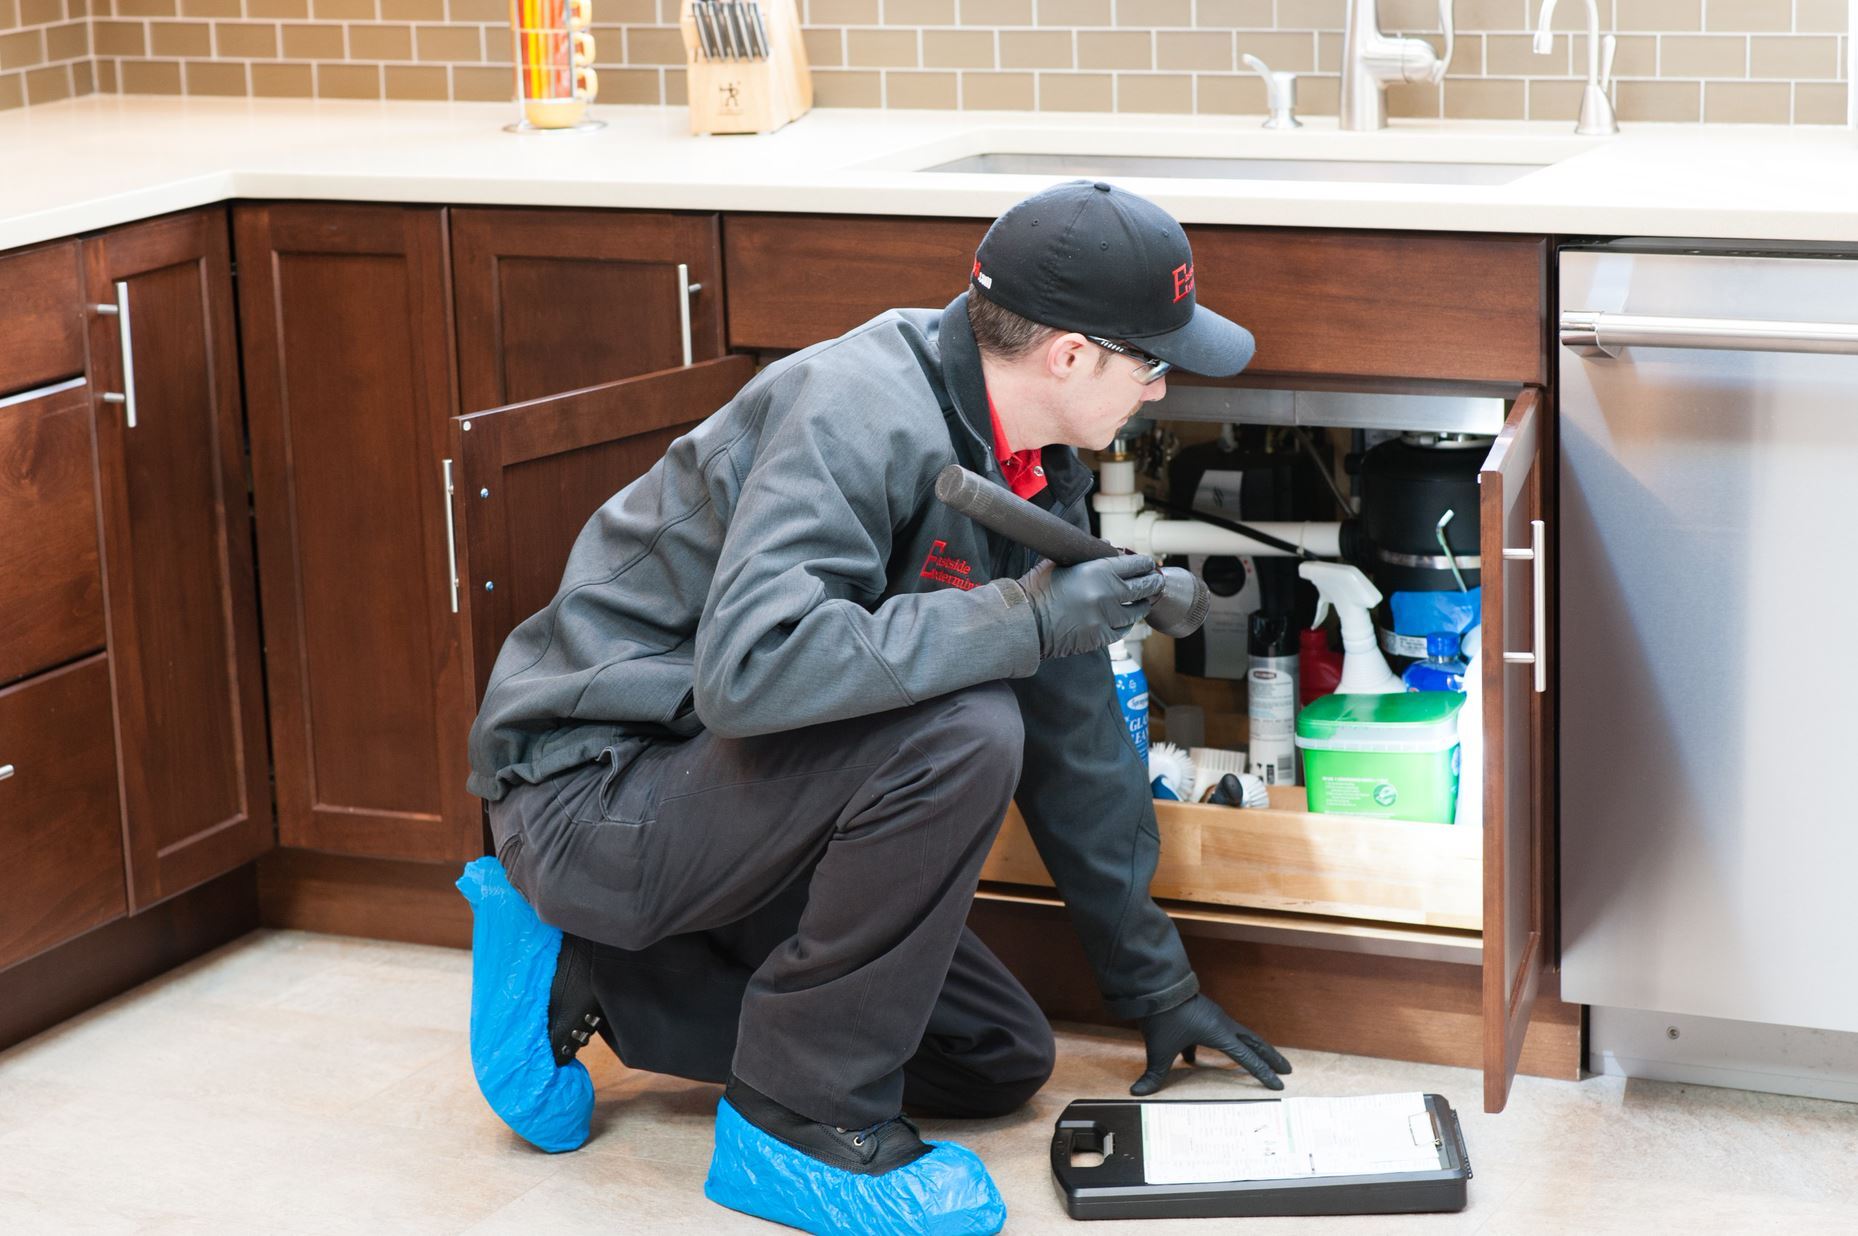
721, 1076, 933, 1176
547, 931, 606, 1065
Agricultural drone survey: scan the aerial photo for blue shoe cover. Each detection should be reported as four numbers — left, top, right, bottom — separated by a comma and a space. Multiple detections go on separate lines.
703, 1098, 1006, 1236
456, 856, 594, 1153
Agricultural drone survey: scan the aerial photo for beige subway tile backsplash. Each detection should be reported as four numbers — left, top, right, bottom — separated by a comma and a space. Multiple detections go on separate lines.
885, 69, 954, 108
1115, 71, 1191, 113
1, 0, 1849, 118
280, 22, 340, 59
961, 68, 1030, 108
1039, 70, 1110, 111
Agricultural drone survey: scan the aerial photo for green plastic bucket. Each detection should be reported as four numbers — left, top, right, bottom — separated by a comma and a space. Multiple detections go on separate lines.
1294, 692, 1464, 824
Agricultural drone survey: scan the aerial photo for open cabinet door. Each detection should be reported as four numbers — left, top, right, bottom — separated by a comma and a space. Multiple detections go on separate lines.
448, 356, 758, 702
1479, 386, 1550, 1112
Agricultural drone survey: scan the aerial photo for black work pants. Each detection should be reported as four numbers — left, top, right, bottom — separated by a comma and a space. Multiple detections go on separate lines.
488, 682, 1057, 1128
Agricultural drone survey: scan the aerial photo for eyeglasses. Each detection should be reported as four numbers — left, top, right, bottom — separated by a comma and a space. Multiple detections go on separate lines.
1085, 336, 1173, 385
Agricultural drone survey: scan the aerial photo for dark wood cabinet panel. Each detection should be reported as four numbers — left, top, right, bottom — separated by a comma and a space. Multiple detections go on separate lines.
1185, 227, 1548, 385
452, 208, 726, 412
1479, 387, 1549, 1113
84, 209, 274, 909
235, 204, 478, 863
452, 355, 757, 697
0, 381, 106, 687
722, 213, 988, 351
722, 214, 1547, 385
0, 241, 86, 397
0, 656, 127, 969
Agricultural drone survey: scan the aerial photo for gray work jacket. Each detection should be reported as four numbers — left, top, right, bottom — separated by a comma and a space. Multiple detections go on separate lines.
467, 294, 1197, 1020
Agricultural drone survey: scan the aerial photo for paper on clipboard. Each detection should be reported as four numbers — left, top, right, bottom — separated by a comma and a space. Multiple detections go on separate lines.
1140, 1094, 1444, 1186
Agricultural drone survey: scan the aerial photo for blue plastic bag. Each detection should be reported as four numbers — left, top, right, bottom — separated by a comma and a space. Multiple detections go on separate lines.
456, 856, 594, 1153
1390, 588, 1482, 642
704, 1098, 1006, 1236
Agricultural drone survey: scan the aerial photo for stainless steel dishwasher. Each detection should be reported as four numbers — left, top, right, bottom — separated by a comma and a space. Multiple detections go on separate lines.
1559, 242, 1858, 1062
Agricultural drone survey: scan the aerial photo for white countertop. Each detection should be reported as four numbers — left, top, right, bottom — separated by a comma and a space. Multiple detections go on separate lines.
5, 94, 1858, 251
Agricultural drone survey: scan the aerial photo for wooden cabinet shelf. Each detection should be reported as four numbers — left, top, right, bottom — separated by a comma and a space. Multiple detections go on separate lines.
983, 788, 1483, 933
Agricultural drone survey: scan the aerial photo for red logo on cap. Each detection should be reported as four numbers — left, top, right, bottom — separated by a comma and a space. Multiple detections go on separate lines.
1171, 263, 1195, 303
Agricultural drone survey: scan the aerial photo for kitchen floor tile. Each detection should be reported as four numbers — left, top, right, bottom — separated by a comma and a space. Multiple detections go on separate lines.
4, 929, 1856, 1232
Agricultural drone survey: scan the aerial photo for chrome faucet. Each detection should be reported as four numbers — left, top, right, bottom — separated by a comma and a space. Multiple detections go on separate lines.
1339, 0, 1456, 130
1533, 0, 1618, 135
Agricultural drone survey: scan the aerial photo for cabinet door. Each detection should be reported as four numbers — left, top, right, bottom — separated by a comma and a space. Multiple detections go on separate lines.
452, 208, 725, 412
84, 210, 273, 909
449, 356, 756, 698
235, 204, 478, 863
0, 657, 126, 968
1478, 386, 1551, 1111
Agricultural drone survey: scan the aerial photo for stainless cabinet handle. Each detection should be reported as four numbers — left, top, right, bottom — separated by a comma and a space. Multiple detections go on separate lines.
1562, 309, 1858, 358
95, 281, 138, 427
1501, 518, 1547, 694
0, 764, 14, 782
442, 458, 460, 615
677, 263, 704, 367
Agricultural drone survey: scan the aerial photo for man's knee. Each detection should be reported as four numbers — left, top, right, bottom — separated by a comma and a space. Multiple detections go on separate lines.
911, 681, 1025, 801
984, 1018, 1057, 1116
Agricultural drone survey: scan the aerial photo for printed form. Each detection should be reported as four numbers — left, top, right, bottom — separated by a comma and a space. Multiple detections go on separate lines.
1140, 1094, 1443, 1185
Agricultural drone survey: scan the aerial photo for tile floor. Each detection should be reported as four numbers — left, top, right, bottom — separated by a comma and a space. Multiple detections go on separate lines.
2, 929, 1855, 1233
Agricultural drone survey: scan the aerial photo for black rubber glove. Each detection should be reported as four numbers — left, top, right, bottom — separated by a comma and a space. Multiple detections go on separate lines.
1131, 994, 1293, 1096
1018, 554, 1164, 659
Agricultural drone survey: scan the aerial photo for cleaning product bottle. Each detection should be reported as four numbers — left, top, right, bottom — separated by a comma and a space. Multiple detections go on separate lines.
1402, 631, 1469, 693
1297, 562, 1403, 695
1110, 640, 1149, 764
1246, 612, 1300, 786
1453, 623, 1483, 828
1299, 626, 1343, 706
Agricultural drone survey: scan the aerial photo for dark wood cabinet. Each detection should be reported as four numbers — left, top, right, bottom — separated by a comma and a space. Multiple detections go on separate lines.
721, 214, 1549, 387
452, 208, 726, 412
0, 240, 86, 398
1, 198, 1571, 1108
1184, 228, 1549, 386
723, 214, 988, 351
1478, 387, 1551, 1111
83, 209, 274, 909
235, 204, 479, 864
450, 356, 757, 696
0, 656, 128, 969
0, 380, 106, 688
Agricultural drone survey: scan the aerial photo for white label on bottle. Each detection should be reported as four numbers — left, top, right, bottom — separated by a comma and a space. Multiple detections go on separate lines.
1248, 656, 1298, 785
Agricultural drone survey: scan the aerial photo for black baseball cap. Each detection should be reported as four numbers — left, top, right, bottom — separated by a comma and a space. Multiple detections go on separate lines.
970, 180, 1256, 377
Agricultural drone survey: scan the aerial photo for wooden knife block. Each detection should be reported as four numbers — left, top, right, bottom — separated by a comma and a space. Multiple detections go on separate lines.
679, 0, 812, 136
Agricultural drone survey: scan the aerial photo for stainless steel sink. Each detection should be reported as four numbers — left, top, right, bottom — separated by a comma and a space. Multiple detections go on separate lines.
919, 151, 1547, 186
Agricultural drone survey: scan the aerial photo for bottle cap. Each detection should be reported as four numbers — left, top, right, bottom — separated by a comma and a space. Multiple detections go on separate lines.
1426, 631, 1461, 659
1248, 612, 1295, 657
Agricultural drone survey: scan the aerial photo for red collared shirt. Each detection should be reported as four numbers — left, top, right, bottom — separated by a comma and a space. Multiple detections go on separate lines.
986, 392, 1048, 501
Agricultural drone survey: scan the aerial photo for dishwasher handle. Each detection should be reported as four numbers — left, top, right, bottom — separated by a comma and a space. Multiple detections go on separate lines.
1562, 310, 1858, 359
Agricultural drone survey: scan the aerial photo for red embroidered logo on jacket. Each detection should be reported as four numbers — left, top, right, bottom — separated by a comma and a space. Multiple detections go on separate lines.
919, 540, 975, 591
1171, 262, 1196, 303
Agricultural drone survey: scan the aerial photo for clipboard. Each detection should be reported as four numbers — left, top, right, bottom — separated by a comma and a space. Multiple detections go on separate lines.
1050, 1094, 1472, 1220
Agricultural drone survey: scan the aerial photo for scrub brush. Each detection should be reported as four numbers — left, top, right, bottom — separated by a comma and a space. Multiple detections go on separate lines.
1206, 771, 1271, 810
1147, 742, 1196, 801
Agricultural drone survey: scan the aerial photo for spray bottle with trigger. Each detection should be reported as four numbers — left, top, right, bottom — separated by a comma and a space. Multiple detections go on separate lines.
1297, 562, 1403, 695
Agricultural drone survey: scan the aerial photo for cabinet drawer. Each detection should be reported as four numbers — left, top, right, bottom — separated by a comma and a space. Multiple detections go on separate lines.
1185, 227, 1548, 385
0, 241, 86, 397
724, 214, 989, 350
0, 380, 106, 687
0, 656, 128, 970
983, 788, 1482, 931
